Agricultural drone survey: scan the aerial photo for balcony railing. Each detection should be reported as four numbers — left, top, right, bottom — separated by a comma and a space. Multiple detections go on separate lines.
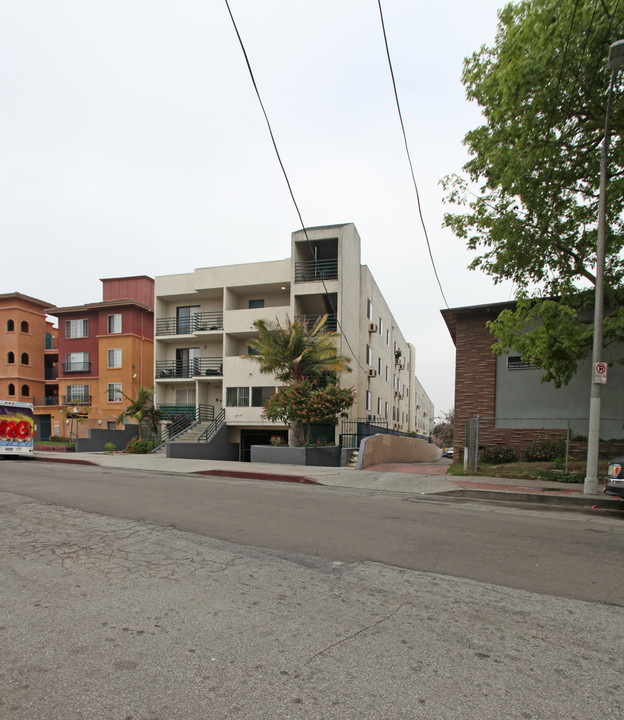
156, 312, 224, 336
296, 313, 338, 332
294, 258, 338, 283
33, 396, 60, 407
61, 395, 92, 406
61, 362, 92, 374
45, 367, 59, 380
156, 357, 223, 379
45, 337, 58, 350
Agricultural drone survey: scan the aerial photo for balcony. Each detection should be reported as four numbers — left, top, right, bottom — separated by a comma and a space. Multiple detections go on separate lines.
296, 313, 337, 332
156, 357, 223, 379
45, 367, 59, 380
294, 258, 338, 283
61, 395, 92, 406
45, 337, 58, 350
33, 396, 60, 407
156, 312, 223, 336
61, 361, 92, 374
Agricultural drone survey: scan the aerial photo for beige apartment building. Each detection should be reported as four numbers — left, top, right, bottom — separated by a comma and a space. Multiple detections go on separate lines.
154, 223, 434, 459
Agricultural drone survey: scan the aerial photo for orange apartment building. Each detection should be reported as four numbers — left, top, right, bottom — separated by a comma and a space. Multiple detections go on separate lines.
0, 293, 59, 439
44, 276, 155, 439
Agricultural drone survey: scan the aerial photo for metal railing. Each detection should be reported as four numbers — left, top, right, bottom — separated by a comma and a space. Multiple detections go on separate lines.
296, 313, 338, 331
155, 312, 224, 336
155, 357, 223, 379
149, 404, 215, 450
45, 367, 58, 380
198, 408, 225, 443
61, 395, 92, 406
33, 396, 60, 407
61, 362, 92, 374
45, 337, 58, 350
294, 258, 338, 283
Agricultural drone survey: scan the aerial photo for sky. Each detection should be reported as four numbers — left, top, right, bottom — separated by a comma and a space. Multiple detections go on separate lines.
1, 0, 512, 417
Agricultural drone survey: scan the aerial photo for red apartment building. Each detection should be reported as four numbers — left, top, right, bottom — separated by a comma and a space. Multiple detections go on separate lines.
44, 276, 154, 439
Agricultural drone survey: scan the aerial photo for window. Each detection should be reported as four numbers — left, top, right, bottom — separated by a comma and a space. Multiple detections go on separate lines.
107, 348, 122, 368
7, 352, 14, 364
378, 357, 383, 375
6, 319, 14, 332
21, 384, 30, 397
66, 385, 89, 403
507, 355, 537, 370
226, 387, 249, 407
379, 317, 383, 336
107, 314, 122, 334
377, 396, 382, 415
366, 299, 373, 321
20, 321, 29, 333
66, 319, 88, 338
252, 386, 275, 407
385, 365, 389, 382
366, 390, 372, 412
65, 352, 89, 372
176, 306, 200, 334
247, 345, 259, 356
366, 344, 372, 366
107, 383, 122, 402
21, 352, 29, 365
384, 401, 389, 418
8, 383, 15, 396
248, 299, 265, 309
175, 388, 196, 405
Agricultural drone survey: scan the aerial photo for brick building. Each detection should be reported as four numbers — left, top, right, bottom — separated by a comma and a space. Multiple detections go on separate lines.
441, 301, 624, 455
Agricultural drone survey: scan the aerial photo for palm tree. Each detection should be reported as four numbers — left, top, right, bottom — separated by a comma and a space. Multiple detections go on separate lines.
116, 385, 163, 440
246, 315, 351, 383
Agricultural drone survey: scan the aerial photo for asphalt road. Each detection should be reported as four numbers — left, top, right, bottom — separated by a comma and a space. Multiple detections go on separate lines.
1, 460, 622, 605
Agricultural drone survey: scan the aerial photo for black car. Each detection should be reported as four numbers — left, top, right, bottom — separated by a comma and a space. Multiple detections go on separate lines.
604, 456, 624, 497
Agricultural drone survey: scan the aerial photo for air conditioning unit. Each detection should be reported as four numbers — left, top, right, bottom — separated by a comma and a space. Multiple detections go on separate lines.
368, 322, 378, 333
394, 390, 400, 398
368, 368, 377, 377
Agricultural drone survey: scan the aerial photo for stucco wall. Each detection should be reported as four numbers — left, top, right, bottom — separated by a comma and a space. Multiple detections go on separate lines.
358, 434, 442, 468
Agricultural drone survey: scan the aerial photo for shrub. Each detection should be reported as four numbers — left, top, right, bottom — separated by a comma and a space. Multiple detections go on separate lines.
525, 438, 565, 462
124, 437, 153, 454
479, 445, 518, 464
104, 442, 115, 454
49, 436, 72, 443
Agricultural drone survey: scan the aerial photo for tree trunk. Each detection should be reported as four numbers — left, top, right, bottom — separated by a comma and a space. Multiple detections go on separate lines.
288, 424, 305, 447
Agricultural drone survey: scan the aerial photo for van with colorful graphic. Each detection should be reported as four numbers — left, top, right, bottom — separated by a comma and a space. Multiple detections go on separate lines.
0, 401, 34, 455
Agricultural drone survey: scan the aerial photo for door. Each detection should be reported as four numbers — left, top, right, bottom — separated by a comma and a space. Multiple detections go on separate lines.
176, 306, 200, 334
38, 414, 52, 441
175, 347, 200, 377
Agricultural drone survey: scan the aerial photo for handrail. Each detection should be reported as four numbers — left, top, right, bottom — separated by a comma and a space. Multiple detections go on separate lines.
294, 258, 338, 283
150, 404, 214, 450
197, 408, 225, 443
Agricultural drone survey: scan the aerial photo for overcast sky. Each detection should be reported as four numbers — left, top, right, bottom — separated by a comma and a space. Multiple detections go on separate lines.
1, 0, 511, 415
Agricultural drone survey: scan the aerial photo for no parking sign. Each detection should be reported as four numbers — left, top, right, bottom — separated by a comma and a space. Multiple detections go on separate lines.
593, 362, 608, 384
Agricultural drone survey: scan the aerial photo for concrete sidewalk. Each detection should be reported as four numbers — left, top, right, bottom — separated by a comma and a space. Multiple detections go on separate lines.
28, 450, 623, 512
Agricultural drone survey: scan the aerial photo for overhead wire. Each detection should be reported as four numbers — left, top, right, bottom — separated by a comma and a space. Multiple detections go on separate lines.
223, 0, 368, 374
376, 0, 450, 309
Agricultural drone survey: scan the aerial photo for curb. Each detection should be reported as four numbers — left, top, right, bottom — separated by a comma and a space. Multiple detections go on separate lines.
31, 454, 100, 467
196, 469, 321, 485
438, 487, 623, 511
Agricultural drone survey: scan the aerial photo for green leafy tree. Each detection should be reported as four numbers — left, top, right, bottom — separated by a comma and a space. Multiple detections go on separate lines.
246, 314, 353, 445
442, 0, 624, 386
433, 408, 454, 448
264, 381, 356, 446
116, 385, 163, 440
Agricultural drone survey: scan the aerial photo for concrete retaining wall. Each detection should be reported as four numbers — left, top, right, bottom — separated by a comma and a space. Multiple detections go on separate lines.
75, 425, 139, 452
251, 445, 341, 467
359, 434, 442, 469
166, 425, 239, 461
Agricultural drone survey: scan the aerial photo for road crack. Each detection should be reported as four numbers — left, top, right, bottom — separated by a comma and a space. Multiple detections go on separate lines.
301, 601, 409, 667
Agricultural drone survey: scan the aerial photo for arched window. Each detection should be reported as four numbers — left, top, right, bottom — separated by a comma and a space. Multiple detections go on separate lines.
21, 352, 29, 365
7, 319, 14, 331
21, 384, 30, 397
7, 383, 15, 396
20, 320, 29, 333
7, 351, 14, 364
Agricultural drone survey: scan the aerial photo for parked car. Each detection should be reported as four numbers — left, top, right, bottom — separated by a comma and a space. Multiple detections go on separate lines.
443, 447, 453, 458
604, 456, 624, 498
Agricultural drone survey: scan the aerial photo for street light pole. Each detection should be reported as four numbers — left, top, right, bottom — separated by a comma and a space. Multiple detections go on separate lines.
584, 39, 624, 495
